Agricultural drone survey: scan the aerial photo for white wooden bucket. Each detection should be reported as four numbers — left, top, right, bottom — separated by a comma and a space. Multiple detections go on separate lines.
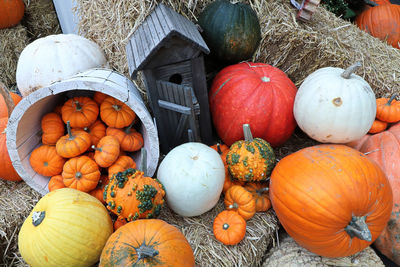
6, 68, 159, 195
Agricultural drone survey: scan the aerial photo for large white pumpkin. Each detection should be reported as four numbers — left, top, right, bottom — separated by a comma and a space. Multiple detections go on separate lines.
16, 34, 108, 97
294, 63, 376, 143
157, 142, 225, 217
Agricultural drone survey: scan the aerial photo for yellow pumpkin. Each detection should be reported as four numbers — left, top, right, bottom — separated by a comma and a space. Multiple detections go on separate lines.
18, 188, 113, 267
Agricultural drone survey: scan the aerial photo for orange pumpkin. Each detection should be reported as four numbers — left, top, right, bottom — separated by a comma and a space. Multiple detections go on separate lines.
0, 83, 21, 181
61, 96, 99, 128
0, 0, 25, 29
356, 4, 400, 49
62, 155, 101, 192
244, 182, 271, 212
99, 219, 195, 267
30, 145, 66, 177
104, 169, 165, 221
76, 119, 106, 147
346, 122, 400, 264
41, 112, 65, 145
210, 143, 229, 165
106, 124, 143, 152
100, 97, 136, 128
213, 210, 246, 245
270, 144, 393, 258
108, 155, 136, 178
56, 121, 91, 158
93, 92, 108, 105
113, 217, 127, 232
224, 185, 256, 220
92, 136, 120, 168
368, 119, 388, 134
0, 91, 21, 118
48, 175, 65, 192
376, 95, 400, 123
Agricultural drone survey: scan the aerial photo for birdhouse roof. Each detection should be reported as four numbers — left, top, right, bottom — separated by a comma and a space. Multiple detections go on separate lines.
126, 3, 210, 78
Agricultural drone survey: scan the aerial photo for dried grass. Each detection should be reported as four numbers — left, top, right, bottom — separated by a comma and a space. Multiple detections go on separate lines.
0, 180, 40, 267
22, 0, 61, 39
0, 25, 29, 90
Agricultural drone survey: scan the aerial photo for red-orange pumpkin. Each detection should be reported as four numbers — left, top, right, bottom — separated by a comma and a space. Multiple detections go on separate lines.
346, 122, 400, 264
356, 4, 400, 49
0, 91, 21, 118
209, 62, 297, 147
270, 144, 393, 258
0, 0, 25, 29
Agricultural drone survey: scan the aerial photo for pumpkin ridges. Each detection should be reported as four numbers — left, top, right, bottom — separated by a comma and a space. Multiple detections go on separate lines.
30, 145, 66, 177
270, 145, 393, 257
0, 0, 25, 29
0, 118, 21, 181
213, 210, 246, 245
224, 185, 256, 220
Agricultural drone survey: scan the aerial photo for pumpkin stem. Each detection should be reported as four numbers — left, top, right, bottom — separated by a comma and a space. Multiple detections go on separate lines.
256, 187, 269, 195
139, 147, 147, 176
91, 145, 102, 152
0, 81, 16, 118
223, 223, 230, 230
364, 0, 378, 6
32, 211, 45, 226
386, 94, 397, 106
243, 124, 253, 142
66, 121, 74, 140
344, 215, 372, 241
75, 172, 82, 179
341, 62, 362, 79
124, 120, 135, 134
228, 203, 239, 209
134, 243, 159, 263
112, 104, 121, 111
74, 100, 82, 111
216, 143, 223, 155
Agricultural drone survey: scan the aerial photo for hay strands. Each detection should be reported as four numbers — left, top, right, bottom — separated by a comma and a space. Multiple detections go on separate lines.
290, 0, 321, 22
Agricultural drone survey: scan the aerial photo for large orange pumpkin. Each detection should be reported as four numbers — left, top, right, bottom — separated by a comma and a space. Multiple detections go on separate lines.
356, 4, 400, 49
346, 122, 400, 264
99, 219, 195, 267
0, 0, 25, 29
270, 144, 393, 258
0, 91, 21, 118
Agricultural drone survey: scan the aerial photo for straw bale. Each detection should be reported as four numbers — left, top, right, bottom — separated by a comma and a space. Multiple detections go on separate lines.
0, 180, 40, 267
22, 0, 61, 40
76, 0, 399, 98
0, 25, 29, 90
159, 199, 278, 267
262, 233, 384, 267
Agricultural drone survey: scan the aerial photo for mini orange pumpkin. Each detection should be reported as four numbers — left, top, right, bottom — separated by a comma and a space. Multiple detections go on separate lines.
224, 185, 256, 220
104, 169, 165, 221
61, 96, 99, 128
369, 119, 388, 134
30, 145, 66, 176
75, 119, 106, 147
41, 112, 65, 145
0, 91, 21, 118
92, 135, 120, 168
108, 155, 136, 178
376, 95, 400, 123
56, 121, 91, 158
213, 210, 246, 245
48, 175, 65, 192
106, 123, 143, 152
93, 92, 108, 105
99, 219, 195, 266
244, 182, 271, 212
100, 97, 136, 128
62, 155, 101, 192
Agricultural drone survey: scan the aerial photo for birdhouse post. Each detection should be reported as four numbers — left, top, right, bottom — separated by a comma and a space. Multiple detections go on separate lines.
126, 3, 214, 154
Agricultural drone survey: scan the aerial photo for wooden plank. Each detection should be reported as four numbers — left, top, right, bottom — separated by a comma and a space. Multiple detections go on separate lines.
158, 100, 191, 114
154, 79, 172, 154
191, 56, 214, 145
152, 60, 192, 86
183, 86, 201, 141
172, 114, 189, 146
157, 81, 176, 141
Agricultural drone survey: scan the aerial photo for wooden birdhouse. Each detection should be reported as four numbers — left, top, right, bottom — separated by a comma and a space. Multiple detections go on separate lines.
126, 3, 214, 154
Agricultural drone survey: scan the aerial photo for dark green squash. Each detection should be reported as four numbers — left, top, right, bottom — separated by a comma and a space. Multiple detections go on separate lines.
198, 0, 261, 64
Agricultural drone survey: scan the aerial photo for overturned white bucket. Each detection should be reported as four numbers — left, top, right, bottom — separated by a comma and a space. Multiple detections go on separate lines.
6, 68, 159, 195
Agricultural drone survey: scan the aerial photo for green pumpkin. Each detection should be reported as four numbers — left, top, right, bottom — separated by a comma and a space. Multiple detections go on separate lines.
198, 0, 261, 64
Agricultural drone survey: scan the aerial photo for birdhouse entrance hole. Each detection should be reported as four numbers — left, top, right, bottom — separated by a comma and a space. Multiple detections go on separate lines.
169, 73, 183, 84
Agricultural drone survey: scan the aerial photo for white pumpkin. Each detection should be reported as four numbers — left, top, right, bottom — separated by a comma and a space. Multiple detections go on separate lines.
16, 34, 108, 97
157, 142, 225, 217
293, 62, 376, 143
